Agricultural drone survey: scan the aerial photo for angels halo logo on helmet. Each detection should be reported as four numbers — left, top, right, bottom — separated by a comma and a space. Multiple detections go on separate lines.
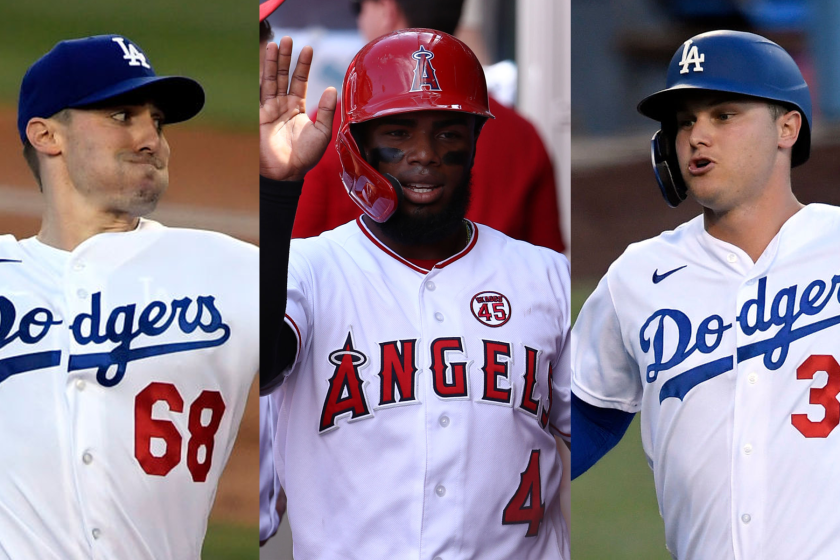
637, 30, 812, 208
336, 28, 494, 223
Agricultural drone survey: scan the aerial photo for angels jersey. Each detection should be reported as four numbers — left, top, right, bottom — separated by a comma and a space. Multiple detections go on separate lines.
0, 219, 258, 559
273, 217, 570, 560
573, 204, 840, 560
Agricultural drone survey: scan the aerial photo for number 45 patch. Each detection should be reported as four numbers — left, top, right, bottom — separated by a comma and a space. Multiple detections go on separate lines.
502, 449, 545, 537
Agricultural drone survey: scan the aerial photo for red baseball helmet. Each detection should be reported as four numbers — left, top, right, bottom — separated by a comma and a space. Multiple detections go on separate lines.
260, 0, 285, 22
336, 28, 494, 223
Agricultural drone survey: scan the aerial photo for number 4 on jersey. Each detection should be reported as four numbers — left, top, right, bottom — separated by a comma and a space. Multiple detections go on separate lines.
502, 449, 545, 537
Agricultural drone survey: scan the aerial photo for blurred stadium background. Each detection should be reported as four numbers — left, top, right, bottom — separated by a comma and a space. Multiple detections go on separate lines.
0, 2, 258, 559
259, 0, 569, 558
573, 0, 840, 558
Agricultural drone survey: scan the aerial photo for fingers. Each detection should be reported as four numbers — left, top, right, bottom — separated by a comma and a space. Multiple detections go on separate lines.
288, 45, 313, 100
260, 42, 279, 106
276, 36, 294, 97
314, 87, 338, 135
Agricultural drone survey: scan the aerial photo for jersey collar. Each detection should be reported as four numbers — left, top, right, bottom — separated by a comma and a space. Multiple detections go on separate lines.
356, 216, 479, 274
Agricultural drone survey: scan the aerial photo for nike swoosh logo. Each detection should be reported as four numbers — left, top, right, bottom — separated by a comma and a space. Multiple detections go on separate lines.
652, 265, 687, 284
0, 259, 22, 263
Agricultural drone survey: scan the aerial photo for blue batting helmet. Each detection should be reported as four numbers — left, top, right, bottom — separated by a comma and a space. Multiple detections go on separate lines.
637, 30, 812, 207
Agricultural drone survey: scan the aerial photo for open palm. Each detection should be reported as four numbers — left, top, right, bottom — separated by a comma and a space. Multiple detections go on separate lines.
260, 36, 336, 181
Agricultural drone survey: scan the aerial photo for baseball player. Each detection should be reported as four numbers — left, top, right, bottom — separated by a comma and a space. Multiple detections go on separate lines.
1, 35, 258, 558
572, 30, 840, 559
260, 29, 570, 559
293, 0, 565, 253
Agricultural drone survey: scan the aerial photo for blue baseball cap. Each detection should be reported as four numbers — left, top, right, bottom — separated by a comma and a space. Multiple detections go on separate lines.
18, 35, 205, 143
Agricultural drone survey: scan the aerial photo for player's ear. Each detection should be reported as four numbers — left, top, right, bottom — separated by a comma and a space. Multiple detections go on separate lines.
777, 109, 801, 151
25, 116, 64, 156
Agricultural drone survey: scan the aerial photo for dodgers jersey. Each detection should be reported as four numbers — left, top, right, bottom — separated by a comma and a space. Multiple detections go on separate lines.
0, 219, 258, 560
572, 204, 840, 560
273, 217, 570, 560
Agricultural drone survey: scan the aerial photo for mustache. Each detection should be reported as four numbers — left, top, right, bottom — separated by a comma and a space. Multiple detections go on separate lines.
123, 153, 166, 170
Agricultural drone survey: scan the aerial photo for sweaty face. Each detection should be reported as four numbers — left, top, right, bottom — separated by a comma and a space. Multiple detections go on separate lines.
358, 110, 477, 245
58, 101, 170, 217
673, 93, 790, 213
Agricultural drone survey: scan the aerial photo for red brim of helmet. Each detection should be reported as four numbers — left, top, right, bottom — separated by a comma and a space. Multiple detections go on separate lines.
260, 0, 285, 22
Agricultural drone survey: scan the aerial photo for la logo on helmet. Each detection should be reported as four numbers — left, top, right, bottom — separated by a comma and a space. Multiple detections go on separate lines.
410, 46, 442, 92
111, 37, 151, 69
678, 39, 704, 74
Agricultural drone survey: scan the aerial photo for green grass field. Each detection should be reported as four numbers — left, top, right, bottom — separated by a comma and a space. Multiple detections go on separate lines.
0, 2, 253, 129
571, 281, 671, 560
202, 523, 258, 560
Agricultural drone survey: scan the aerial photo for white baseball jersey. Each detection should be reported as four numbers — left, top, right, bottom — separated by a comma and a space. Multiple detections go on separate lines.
0, 219, 258, 560
573, 204, 840, 560
259, 393, 284, 542
272, 217, 570, 559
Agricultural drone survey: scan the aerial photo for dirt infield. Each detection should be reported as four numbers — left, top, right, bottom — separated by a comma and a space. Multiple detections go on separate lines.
0, 106, 259, 527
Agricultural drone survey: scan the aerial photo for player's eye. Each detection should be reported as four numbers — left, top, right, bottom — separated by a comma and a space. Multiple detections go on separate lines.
111, 111, 128, 122
676, 116, 694, 128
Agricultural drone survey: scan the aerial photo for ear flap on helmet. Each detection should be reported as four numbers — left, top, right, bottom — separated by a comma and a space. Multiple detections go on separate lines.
650, 129, 687, 208
336, 129, 401, 223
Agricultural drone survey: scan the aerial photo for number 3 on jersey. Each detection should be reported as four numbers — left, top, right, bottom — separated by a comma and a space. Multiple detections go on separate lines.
134, 381, 226, 482
792, 355, 840, 438
502, 449, 545, 537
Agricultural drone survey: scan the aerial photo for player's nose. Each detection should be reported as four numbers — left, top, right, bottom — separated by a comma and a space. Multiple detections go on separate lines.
688, 115, 713, 148
406, 131, 440, 166
133, 106, 166, 154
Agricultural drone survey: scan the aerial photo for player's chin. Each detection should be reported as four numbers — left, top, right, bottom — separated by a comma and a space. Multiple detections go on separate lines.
126, 184, 167, 216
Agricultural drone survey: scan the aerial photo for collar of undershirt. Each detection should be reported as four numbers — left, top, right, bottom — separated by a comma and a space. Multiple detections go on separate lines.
356, 216, 479, 274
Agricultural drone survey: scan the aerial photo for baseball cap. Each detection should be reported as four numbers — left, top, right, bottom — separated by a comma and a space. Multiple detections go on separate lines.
18, 34, 205, 143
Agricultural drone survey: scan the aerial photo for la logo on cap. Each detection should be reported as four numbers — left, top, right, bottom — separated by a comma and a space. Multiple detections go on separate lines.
410, 45, 441, 92
678, 39, 704, 74
111, 37, 150, 69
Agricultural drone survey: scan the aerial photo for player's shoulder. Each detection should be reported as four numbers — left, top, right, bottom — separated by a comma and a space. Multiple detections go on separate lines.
610, 215, 702, 270
0, 234, 24, 258
142, 219, 257, 255
289, 219, 364, 263
474, 222, 569, 270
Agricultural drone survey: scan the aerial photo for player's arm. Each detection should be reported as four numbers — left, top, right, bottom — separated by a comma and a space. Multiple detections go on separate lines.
259, 37, 336, 394
570, 393, 634, 479
571, 273, 640, 479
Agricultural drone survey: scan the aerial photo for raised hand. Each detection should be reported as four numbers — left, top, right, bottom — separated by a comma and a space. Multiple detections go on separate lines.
260, 36, 337, 181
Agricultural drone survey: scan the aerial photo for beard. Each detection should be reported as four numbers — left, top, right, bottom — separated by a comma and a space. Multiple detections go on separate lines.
377, 169, 473, 246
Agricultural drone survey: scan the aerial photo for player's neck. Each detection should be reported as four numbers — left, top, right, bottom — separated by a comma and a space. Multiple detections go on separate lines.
702, 187, 803, 262
38, 199, 140, 251
362, 215, 470, 262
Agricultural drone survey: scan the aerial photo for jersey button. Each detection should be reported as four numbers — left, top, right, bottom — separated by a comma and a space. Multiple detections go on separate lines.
72, 261, 85, 271
434, 312, 444, 322
75, 379, 86, 391
439, 415, 450, 428
91, 528, 101, 539
743, 444, 753, 455
76, 288, 88, 299
748, 372, 758, 384
741, 514, 751, 524
435, 484, 446, 497
726, 253, 738, 263
82, 452, 93, 465
426, 281, 436, 291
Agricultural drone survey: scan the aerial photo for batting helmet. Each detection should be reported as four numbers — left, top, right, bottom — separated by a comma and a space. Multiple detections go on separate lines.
336, 28, 494, 223
260, 0, 285, 23
637, 30, 812, 207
